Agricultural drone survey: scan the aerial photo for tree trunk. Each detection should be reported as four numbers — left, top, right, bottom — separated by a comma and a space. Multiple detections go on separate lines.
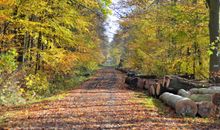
144, 79, 156, 90
207, 0, 220, 83
136, 78, 145, 89
155, 83, 167, 97
159, 92, 197, 116
125, 76, 138, 87
212, 93, 220, 106
196, 101, 216, 118
177, 89, 191, 97
165, 75, 210, 93
189, 94, 212, 102
35, 32, 42, 74
190, 87, 220, 94
148, 84, 156, 97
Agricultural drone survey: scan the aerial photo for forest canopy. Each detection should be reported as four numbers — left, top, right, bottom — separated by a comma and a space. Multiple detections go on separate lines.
111, 0, 210, 79
0, 0, 110, 105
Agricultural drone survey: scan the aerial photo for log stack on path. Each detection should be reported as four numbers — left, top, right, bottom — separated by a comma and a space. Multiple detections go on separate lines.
118, 67, 220, 117
177, 88, 217, 117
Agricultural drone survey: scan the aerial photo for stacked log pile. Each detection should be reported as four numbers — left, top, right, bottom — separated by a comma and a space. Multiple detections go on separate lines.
120, 67, 220, 117
176, 88, 217, 117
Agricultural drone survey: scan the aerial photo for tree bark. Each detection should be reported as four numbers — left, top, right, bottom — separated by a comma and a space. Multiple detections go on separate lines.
125, 76, 138, 87
190, 87, 220, 94
159, 92, 197, 116
148, 84, 156, 97
207, 0, 220, 83
189, 94, 212, 102
165, 75, 211, 93
212, 93, 220, 106
177, 89, 191, 97
136, 78, 145, 89
196, 101, 216, 118
144, 79, 156, 90
35, 32, 42, 74
155, 83, 167, 97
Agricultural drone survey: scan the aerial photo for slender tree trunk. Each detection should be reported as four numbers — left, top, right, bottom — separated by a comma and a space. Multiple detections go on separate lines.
1, 22, 8, 53
207, 0, 220, 83
35, 32, 42, 74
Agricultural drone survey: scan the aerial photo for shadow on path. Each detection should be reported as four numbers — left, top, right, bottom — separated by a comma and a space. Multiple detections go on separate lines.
1, 68, 220, 129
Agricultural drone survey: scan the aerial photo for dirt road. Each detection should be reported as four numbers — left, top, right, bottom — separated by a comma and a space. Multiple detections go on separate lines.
1, 68, 220, 129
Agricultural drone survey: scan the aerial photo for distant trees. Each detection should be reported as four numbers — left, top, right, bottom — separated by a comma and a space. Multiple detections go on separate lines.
113, 0, 209, 78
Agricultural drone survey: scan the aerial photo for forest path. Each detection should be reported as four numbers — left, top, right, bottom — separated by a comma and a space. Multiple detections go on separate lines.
1, 68, 220, 129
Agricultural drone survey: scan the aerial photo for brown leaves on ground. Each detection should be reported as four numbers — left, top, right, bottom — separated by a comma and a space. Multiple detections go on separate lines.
1, 68, 220, 129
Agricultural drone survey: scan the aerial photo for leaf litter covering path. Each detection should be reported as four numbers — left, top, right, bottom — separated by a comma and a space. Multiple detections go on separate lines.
1, 68, 220, 129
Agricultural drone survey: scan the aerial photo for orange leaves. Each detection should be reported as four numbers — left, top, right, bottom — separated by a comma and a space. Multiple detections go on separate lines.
0, 34, 14, 42
57, 52, 78, 74
0, 0, 14, 6
0, 15, 8, 23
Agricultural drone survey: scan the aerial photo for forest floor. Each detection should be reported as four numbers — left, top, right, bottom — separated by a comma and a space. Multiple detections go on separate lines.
1, 68, 220, 129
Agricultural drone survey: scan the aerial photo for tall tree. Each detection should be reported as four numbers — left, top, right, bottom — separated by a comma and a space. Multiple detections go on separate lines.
207, 0, 220, 82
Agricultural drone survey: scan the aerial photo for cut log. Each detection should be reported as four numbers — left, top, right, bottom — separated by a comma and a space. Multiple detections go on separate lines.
151, 84, 156, 97
209, 86, 220, 89
190, 87, 220, 94
189, 94, 212, 102
125, 77, 138, 87
162, 76, 172, 88
155, 83, 161, 96
148, 84, 153, 96
164, 75, 211, 93
125, 76, 131, 84
162, 77, 166, 87
144, 80, 149, 90
144, 79, 156, 90
166, 77, 171, 88
196, 102, 216, 118
137, 78, 145, 89
177, 89, 191, 97
155, 83, 167, 97
148, 84, 156, 97
212, 93, 220, 106
154, 79, 165, 97
136, 74, 157, 79
159, 92, 197, 116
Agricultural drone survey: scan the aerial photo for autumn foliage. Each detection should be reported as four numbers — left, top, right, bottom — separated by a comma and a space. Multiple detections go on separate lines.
112, 0, 209, 78
0, 0, 110, 104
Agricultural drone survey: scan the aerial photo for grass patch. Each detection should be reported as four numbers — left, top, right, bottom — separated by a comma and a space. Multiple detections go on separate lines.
0, 75, 90, 126
26, 92, 68, 105
131, 92, 167, 114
